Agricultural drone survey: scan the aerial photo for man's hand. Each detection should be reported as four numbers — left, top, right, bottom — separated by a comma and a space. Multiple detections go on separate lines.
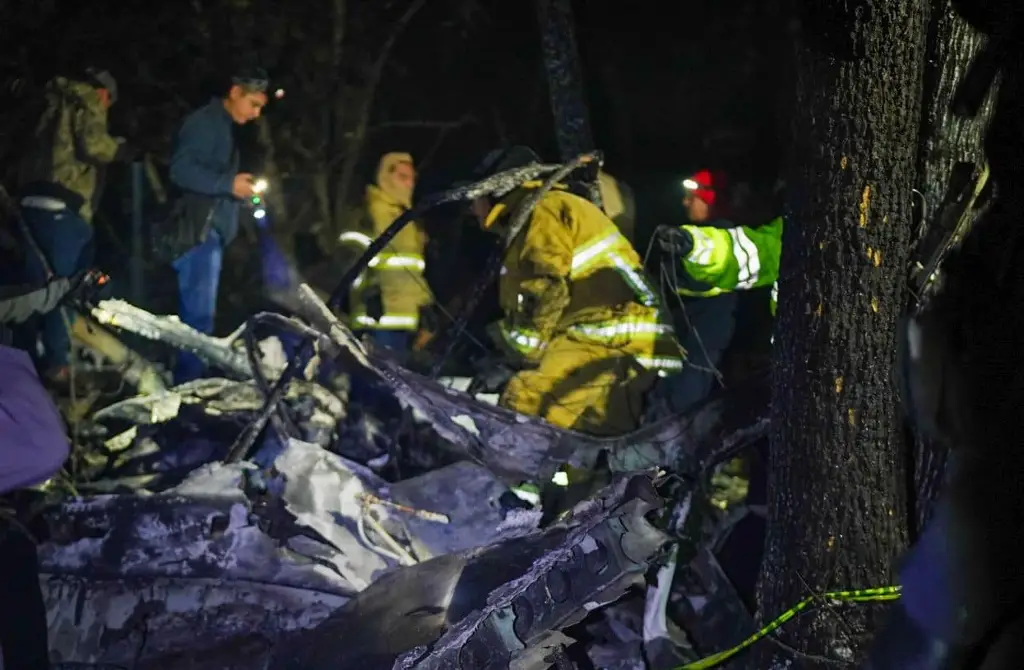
232, 173, 256, 199
65, 269, 111, 307
654, 225, 695, 258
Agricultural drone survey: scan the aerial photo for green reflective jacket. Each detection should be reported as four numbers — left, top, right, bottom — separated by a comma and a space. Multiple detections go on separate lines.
18, 77, 123, 222
676, 216, 783, 315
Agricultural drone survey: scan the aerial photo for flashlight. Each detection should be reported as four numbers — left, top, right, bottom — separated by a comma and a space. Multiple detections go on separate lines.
253, 178, 268, 194
682, 178, 699, 191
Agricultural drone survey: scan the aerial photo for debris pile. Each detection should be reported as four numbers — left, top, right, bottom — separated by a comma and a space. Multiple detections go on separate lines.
35, 285, 768, 669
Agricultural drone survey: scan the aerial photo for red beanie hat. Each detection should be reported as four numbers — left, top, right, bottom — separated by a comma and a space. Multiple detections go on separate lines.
682, 169, 727, 207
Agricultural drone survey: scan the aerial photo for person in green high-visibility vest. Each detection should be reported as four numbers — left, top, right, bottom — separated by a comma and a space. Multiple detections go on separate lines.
649, 169, 783, 415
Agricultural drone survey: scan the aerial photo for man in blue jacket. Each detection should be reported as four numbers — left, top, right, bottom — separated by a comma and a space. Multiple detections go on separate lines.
168, 67, 268, 383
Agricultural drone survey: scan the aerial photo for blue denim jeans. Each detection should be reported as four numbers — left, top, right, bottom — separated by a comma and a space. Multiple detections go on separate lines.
21, 206, 95, 371
172, 231, 224, 384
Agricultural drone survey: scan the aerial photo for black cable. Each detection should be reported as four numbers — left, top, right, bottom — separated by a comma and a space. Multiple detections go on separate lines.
241, 313, 304, 439
224, 339, 311, 464
225, 311, 340, 464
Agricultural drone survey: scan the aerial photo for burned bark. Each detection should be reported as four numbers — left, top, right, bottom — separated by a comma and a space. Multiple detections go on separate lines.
911, 0, 995, 533
917, 2, 995, 220
757, 1, 929, 665
534, 0, 601, 204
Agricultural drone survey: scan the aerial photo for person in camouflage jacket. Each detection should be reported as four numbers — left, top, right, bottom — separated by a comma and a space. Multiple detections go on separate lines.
16, 68, 132, 383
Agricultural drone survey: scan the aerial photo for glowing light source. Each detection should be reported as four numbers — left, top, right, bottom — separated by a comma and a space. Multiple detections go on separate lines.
253, 208, 266, 220
253, 178, 269, 194
682, 178, 700, 191
274, 88, 285, 99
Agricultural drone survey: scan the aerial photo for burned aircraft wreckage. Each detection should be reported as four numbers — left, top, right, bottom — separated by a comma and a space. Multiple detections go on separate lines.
33, 158, 770, 669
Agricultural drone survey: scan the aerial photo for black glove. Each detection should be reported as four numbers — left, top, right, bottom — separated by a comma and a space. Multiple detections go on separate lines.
65, 268, 111, 307
654, 225, 695, 258
418, 304, 441, 335
363, 284, 384, 322
468, 357, 516, 394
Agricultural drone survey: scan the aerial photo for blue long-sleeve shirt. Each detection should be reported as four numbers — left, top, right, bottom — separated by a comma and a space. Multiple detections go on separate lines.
170, 98, 241, 244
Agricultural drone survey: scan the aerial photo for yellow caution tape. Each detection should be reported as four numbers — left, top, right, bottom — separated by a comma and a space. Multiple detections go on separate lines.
677, 585, 902, 669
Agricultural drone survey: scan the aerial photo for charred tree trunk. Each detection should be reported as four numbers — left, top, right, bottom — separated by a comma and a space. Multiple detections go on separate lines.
534, 0, 600, 204
917, 1, 995, 220
910, 0, 995, 534
756, 1, 929, 665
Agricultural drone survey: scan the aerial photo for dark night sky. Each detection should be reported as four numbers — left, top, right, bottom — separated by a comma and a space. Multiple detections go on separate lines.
338, 0, 798, 250
362, 0, 795, 204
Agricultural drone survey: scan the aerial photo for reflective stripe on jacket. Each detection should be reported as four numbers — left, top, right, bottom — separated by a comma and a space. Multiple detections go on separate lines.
677, 216, 783, 315
344, 187, 432, 331
486, 185, 683, 375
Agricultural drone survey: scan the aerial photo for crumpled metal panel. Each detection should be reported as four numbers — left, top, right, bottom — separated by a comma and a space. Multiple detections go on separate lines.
90, 300, 259, 380
268, 475, 664, 670
270, 439, 394, 589
84, 379, 346, 489
38, 489, 356, 595
40, 437, 545, 667
392, 475, 670, 669
45, 575, 345, 668
270, 528, 571, 670
387, 461, 516, 558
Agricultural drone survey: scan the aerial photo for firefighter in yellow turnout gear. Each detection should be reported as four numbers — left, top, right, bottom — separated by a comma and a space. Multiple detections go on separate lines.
470, 154, 683, 436
346, 152, 432, 350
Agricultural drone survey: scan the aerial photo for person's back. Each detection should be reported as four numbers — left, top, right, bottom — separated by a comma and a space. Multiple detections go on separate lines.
478, 178, 682, 436
14, 68, 127, 385
18, 71, 126, 223
499, 187, 659, 331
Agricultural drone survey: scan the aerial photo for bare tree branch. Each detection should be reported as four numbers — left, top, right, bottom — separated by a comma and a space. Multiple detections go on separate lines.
331, 0, 429, 234
417, 113, 477, 171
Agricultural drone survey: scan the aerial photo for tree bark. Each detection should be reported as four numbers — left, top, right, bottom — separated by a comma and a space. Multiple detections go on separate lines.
910, 0, 995, 533
757, 1, 929, 665
917, 1, 996, 220
534, 0, 600, 204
